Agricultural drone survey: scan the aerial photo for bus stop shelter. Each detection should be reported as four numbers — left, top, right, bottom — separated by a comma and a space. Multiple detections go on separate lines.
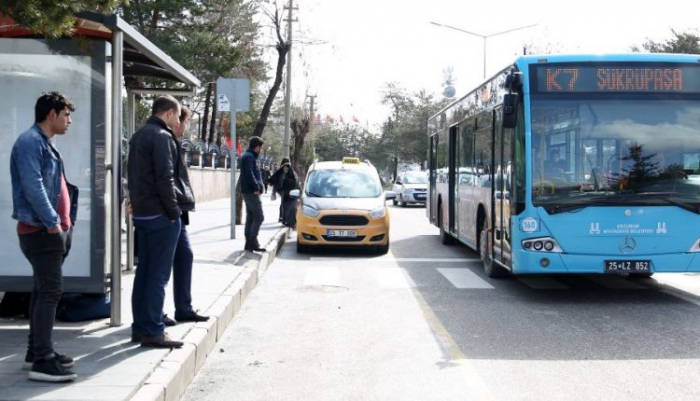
0, 12, 200, 325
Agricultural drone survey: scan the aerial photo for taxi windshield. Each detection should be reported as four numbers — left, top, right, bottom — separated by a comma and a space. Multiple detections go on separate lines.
305, 169, 382, 198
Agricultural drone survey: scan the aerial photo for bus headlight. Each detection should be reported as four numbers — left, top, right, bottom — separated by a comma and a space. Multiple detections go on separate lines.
522, 237, 563, 253
369, 206, 386, 219
689, 238, 700, 252
302, 205, 320, 218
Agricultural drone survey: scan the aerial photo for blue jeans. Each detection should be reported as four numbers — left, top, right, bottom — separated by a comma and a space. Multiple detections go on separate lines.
19, 228, 72, 360
173, 219, 194, 318
131, 215, 181, 337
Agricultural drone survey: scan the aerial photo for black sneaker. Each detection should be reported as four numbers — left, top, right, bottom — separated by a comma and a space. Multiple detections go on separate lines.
175, 311, 210, 322
28, 357, 77, 382
23, 351, 74, 370
163, 314, 177, 327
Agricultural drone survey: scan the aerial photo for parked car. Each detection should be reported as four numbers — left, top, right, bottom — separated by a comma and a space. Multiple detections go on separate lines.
392, 171, 428, 207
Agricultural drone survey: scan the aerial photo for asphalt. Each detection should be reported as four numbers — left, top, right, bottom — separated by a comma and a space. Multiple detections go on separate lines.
0, 193, 289, 401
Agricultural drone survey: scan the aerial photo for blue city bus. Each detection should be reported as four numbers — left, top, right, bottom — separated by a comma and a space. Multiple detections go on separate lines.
427, 53, 700, 278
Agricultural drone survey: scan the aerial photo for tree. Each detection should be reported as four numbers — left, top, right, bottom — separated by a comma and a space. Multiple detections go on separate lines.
632, 30, 700, 54
0, 0, 127, 37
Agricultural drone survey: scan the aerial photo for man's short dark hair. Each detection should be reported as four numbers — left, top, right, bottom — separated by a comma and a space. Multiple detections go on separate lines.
152, 95, 180, 116
249, 136, 264, 149
35, 92, 75, 123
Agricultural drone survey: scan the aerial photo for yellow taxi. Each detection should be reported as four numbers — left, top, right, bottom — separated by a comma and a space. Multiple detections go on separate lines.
290, 157, 396, 254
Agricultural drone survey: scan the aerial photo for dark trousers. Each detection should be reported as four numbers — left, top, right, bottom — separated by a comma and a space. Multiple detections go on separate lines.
172, 219, 193, 317
282, 197, 297, 227
243, 193, 264, 246
19, 228, 72, 360
131, 216, 181, 337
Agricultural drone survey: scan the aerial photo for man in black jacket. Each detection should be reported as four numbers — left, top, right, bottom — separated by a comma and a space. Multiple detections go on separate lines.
127, 95, 183, 349
240, 136, 266, 252
165, 106, 208, 325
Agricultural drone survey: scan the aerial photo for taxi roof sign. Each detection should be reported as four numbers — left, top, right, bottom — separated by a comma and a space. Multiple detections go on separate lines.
342, 157, 361, 164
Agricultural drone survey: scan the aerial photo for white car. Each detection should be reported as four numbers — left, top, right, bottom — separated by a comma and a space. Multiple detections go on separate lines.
392, 171, 428, 207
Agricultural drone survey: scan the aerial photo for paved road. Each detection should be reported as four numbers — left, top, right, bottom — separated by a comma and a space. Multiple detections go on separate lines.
183, 203, 700, 401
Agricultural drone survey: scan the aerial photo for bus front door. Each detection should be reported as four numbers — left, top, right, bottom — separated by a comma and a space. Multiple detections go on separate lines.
494, 107, 512, 266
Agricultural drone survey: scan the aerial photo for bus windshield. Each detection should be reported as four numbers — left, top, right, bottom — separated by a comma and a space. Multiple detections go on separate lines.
530, 95, 700, 214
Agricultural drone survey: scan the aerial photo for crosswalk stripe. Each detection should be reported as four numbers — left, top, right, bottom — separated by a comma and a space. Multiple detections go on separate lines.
517, 276, 570, 289
585, 275, 647, 290
375, 267, 417, 289
303, 266, 342, 287
436, 268, 494, 289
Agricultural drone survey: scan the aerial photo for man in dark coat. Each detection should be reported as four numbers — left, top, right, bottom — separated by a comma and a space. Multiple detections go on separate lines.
240, 136, 266, 252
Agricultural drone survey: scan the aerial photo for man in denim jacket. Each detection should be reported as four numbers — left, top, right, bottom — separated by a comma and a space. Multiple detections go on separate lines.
10, 92, 78, 383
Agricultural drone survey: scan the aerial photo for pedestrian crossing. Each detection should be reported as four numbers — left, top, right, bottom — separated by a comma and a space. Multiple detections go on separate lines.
293, 259, 700, 299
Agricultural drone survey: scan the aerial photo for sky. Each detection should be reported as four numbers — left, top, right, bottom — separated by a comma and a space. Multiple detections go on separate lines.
261, 0, 700, 130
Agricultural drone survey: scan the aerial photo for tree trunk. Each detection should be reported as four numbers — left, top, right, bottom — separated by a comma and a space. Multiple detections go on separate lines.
208, 89, 218, 145
252, 42, 289, 138
291, 118, 310, 178
202, 83, 212, 140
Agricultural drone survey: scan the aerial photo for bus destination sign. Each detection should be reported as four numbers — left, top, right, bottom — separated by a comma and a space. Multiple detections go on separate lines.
535, 64, 700, 93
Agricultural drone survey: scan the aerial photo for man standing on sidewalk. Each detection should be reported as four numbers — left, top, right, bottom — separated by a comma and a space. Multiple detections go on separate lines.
165, 106, 209, 325
240, 136, 266, 252
128, 95, 183, 349
11, 92, 78, 382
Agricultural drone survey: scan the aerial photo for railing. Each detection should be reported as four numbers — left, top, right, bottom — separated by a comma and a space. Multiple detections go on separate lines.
183, 150, 235, 170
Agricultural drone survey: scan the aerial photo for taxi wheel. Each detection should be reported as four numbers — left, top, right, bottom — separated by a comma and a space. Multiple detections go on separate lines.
392, 198, 398, 206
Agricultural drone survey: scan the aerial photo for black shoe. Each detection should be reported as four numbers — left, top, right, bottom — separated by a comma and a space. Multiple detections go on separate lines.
175, 311, 210, 322
29, 357, 77, 382
140, 334, 183, 349
251, 246, 266, 253
163, 314, 177, 327
24, 351, 74, 370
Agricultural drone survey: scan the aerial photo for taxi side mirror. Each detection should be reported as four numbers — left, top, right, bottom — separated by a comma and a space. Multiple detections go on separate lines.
289, 189, 301, 199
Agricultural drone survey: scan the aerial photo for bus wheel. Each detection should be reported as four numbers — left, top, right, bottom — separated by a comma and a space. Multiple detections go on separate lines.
480, 227, 507, 278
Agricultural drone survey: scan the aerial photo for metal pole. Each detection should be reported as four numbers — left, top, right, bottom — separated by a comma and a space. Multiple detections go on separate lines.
230, 105, 237, 239
483, 37, 487, 79
110, 30, 123, 327
283, 0, 293, 159
126, 91, 135, 272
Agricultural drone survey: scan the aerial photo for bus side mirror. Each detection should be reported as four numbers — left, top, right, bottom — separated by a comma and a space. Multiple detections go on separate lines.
502, 94, 518, 129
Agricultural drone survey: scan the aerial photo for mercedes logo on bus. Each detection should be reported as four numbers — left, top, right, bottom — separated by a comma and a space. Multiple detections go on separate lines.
619, 237, 637, 254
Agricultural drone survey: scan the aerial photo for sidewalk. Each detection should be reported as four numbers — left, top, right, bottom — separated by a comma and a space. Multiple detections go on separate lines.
0, 193, 289, 401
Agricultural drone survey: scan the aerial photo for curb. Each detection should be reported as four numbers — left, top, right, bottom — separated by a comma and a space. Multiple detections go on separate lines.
130, 227, 290, 401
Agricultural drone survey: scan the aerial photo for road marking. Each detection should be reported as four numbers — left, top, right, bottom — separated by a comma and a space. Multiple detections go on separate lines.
585, 275, 647, 290
375, 267, 416, 288
308, 257, 481, 263
411, 288, 496, 401
303, 266, 342, 287
437, 268, 494, 289
517, 276, 570, 290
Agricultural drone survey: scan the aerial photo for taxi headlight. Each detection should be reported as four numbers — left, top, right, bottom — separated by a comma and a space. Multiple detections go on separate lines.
369, 206, 386, 219
302, 205, 320, 218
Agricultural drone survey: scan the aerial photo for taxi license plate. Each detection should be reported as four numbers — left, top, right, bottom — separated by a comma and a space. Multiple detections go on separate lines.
326, 229, 357, 238
604, 260, 651, 273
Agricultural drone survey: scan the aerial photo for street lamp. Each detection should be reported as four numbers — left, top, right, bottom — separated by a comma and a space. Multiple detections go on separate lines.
429, 21, 537, 79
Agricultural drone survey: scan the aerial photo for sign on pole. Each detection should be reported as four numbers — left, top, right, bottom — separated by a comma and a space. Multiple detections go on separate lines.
216, 78, 251, 239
